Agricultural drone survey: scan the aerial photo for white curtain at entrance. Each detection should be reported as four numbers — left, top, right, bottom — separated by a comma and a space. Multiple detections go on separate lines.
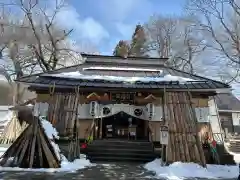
77, 103, 163, 121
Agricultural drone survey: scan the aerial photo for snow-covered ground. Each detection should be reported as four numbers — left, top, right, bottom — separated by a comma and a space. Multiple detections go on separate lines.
0, 116, 94, 172
0, 113, 239, 178
144, 159, 238, 180
143, 137, 240, 179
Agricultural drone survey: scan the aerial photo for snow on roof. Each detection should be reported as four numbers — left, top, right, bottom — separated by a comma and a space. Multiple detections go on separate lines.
49, 71, 200, 84
83, 66, 163, 72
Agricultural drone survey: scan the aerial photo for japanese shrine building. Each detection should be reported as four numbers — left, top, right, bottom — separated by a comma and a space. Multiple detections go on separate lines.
17, 54, 230, 144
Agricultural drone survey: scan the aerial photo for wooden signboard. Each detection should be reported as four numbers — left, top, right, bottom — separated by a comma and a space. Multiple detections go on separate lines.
111, 92, 135, 103
160, 126, 169, 145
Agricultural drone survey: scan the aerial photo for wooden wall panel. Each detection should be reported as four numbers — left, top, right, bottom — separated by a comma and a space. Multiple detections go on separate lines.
149, 121, 165, 142
192, 98, 208, 108
78, 120, 92, 139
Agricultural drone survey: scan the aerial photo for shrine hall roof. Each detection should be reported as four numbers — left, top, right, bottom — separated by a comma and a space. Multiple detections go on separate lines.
16, 54, 230, 90
215, 93, 240, 111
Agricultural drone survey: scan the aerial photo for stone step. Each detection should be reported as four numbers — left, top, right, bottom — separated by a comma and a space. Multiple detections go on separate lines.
229, 145, 240, 148
91, 139, 153, 146
89, 143, 153, 151
87, 147, 154, 153
229, 147, 240, 152
219, 154, 236, 165
87, 151, 156, 159
88, 155, 155, 163
86, 139, 156, 163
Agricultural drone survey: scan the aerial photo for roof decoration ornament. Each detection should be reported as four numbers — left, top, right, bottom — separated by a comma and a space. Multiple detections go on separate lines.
144, 94, 157, 100
86, 92, 100, 101
135, 94, 157, 104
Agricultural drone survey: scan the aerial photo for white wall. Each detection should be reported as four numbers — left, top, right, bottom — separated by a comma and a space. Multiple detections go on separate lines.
232, 112, 240, 126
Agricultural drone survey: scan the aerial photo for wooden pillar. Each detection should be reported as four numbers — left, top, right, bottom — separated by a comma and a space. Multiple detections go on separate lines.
100, 117, 103, 139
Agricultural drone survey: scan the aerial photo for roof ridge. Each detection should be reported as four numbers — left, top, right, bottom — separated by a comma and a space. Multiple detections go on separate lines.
81, 53, 169, 61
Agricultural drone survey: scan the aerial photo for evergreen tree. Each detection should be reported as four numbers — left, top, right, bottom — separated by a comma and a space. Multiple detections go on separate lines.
129, 24, 148, 57
113, 40, 130, 58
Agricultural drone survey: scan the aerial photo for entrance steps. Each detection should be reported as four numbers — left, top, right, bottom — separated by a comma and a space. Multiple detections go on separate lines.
226, 136, 240, 153
86, 139, 156, 163
214, 144, 235, 165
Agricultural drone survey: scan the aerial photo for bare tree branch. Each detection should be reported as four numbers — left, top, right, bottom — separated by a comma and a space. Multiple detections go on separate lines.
0, 0, 98, 103
187, 0, 240, 83
144, 14, 206, 74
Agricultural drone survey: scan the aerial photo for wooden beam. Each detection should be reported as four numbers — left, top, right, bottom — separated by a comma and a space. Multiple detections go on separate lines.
28, 85, 222, 94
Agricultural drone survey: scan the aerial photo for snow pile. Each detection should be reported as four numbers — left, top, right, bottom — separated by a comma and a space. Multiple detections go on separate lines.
39, 116, 93, 170
40, 118, 61, 160
41, 118, 59, 139
144, 159, 238, 180
47, 71, 198, 83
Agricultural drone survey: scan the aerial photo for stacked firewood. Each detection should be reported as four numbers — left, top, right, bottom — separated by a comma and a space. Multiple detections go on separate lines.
165, 92, 206, 167
0, 117, 61, 168
47, 93, 79, 136
0, 112, 27, 144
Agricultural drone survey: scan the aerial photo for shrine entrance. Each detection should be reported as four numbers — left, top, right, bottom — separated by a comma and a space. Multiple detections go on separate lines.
100, 111, 148, 140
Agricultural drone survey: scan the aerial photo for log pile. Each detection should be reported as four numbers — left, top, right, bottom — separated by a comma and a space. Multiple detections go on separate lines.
47, 93, 79, 136
46, 91, 81, 160
165, 92, 206, 167
0, 112, 27, 144
0, 117, 61, 168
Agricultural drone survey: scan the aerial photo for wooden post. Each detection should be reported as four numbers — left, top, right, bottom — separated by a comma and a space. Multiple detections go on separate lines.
163, 85, 168, 165
100, 117, 103, 139
160, 126, 168, 166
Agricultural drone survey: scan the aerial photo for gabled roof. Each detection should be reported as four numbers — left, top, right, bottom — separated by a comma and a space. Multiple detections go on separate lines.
16, 54, 230, 90
215, 93, 240, 111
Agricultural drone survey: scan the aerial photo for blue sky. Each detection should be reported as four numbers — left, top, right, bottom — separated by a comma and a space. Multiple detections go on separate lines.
57, 1, 240, 98
60, 0, 185, 55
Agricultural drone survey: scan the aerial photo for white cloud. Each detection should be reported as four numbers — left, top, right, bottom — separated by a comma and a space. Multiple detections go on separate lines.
80, 18, 109, 43
96, 0, 153, 22
54, 4, 109, 45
